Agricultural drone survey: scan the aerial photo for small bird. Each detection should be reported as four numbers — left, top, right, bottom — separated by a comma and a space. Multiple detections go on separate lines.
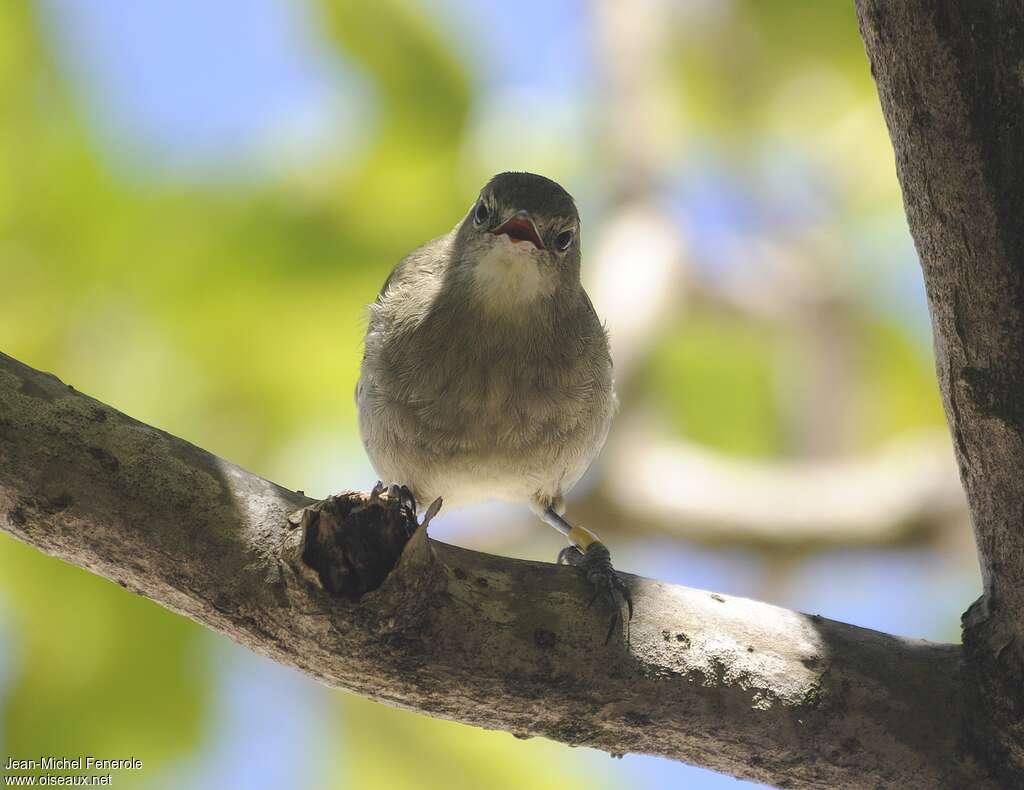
356, 171, 631, 639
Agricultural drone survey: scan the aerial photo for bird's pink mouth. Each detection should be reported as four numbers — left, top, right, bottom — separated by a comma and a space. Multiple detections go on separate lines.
492, 215, 545, 249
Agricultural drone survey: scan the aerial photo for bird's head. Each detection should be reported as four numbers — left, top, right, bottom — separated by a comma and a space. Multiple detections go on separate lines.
453, 172, 581, 311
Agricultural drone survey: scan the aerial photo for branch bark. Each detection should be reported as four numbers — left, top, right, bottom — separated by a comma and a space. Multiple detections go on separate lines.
0, 351, 988, 788
857, 1, 1024, 783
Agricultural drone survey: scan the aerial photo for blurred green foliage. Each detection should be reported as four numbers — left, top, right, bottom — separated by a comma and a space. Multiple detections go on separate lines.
645, 313, 786, 458
335, 695, 603, 790
0, 537, 208, 784
855, 319, 946, 444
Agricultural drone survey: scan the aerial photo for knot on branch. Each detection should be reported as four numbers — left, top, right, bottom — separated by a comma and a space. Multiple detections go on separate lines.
288, 491, 420, 600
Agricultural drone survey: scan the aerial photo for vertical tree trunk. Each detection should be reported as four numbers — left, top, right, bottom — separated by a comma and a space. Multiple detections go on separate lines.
857, 1, 1024, 781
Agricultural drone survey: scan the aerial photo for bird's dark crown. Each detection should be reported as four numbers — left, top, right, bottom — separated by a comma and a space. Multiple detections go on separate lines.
482, 172, 578, 221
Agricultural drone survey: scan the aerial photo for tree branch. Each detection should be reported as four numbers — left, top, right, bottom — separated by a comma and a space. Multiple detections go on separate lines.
595, 419, 965, 547
0, 351, 991, 788
857, 1, 1024, 781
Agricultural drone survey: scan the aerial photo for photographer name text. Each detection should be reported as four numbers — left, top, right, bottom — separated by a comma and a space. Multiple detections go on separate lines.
4, 758, 142, 772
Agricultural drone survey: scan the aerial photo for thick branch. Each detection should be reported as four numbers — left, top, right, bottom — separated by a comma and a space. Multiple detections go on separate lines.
0, 351, 987, 788
858, 1, 1024, 781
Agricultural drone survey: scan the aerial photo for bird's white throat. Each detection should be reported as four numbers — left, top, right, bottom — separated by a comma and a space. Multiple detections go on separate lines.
471, 236, 554, 310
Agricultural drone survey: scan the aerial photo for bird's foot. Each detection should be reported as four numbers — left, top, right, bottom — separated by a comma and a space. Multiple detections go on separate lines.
370, 480, 418, 517
558, 542, 633, 644
368, 481, 442, 532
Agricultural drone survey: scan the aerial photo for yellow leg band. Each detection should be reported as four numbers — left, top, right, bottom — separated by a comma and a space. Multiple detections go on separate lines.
568, 524, 601, 550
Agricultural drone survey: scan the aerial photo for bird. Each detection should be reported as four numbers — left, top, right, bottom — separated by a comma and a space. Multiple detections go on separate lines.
356, 171, 632, 640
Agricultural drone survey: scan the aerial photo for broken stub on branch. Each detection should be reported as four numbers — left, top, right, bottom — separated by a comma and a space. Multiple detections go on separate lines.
288, 489, 441, 599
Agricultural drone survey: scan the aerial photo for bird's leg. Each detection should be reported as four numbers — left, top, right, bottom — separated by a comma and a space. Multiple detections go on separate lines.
541, 507, 633, 643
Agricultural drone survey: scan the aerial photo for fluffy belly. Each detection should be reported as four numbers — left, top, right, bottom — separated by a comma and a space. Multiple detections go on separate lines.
359, 391, 605, 512
411, 453, 551, 510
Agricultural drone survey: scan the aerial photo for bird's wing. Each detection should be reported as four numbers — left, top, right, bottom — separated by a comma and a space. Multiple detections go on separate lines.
356, 234, 451, 406
580, 289, 614, 368
375, 234, 449, 303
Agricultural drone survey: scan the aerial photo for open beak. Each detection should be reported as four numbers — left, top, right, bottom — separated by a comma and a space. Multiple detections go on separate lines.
491, 211, 545, 250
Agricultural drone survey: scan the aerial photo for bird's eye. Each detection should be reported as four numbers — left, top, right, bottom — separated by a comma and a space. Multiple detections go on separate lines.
474, 200, 490, 226
555, 229, 575, 251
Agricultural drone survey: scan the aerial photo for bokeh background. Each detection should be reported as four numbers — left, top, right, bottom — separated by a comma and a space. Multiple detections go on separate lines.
0, 1, 981, 788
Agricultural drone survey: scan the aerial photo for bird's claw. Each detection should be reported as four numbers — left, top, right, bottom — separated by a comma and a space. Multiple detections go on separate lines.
370, 480, 418, 517
369, 481, 442, 534
558, 542, 633, 643
556, 544, 583, 566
